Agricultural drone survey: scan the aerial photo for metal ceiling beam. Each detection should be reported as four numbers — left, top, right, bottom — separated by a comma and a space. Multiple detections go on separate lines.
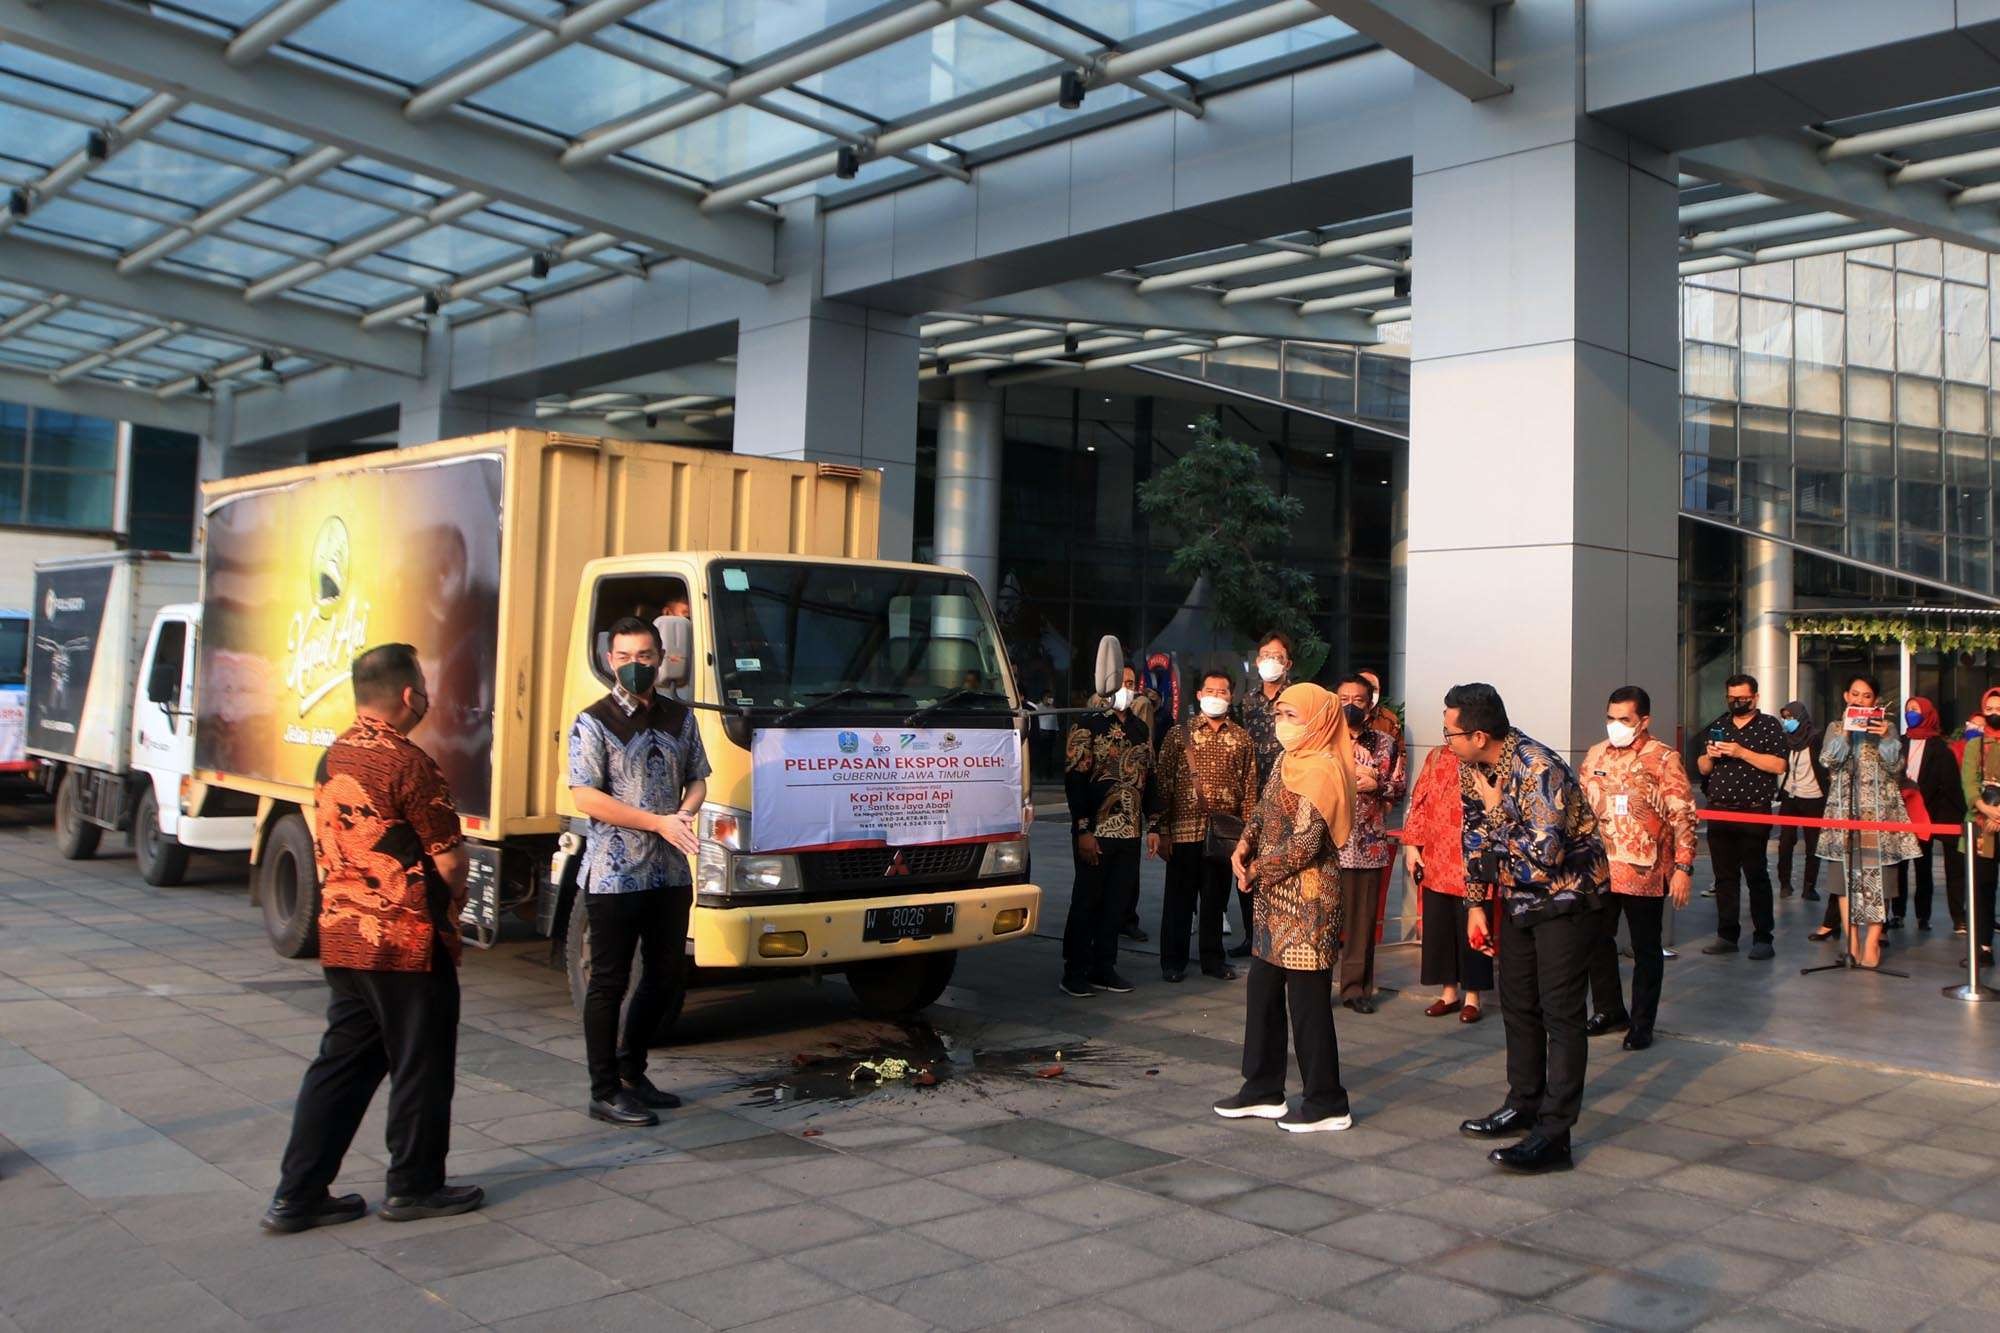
1681, 132, 2000, 257
959, 275, 1380, 343
405, 0, 657, 120
0, 0, 780, 281
0, 234, 423, 373
246, 191, 489, 300
0, 364, 208, 431
50, 319, 183, 383
226, 0, 341, 64
0, 91, 180, 237
1304, 0, 1509, 101
120, 144, 347, 272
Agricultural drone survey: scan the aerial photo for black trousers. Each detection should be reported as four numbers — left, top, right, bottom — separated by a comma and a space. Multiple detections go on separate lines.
1708, 821, 1774, 944
1337, 867, 1383, 1002
1419, 888, 1494, 992
1498, 906, 1597, 1140
275, 956, 459, 1203
1776, 795, 1826, 893
1894, 836, 1967, 927
1240, 957, 1349, 1121
1974, 853, 1999, 948
1065, 836, 1137, 982
1161, 841, 1231, 973
1587, 893, 1665, 1036
584, 886, 692, 1103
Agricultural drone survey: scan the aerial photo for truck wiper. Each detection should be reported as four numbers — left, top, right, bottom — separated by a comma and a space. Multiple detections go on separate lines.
775, 685, 910, 724
904, 688, 1012, 724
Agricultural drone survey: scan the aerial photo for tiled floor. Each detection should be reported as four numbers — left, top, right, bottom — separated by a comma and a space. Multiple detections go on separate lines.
3, 792, 2000, 1331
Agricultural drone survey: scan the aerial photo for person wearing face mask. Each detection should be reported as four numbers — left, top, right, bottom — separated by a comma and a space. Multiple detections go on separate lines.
1958, 686, 2000, 968
567, 617, 711, 1127
1448, 683, 1610, 1174
1332, 674, 1406, 1012
1775, 702, 1829, 905
1579, 686, 1696, 1052
1061, 664, 1153, 996
1233, 631, 1295, 956
1215, 683, 1357, 1132
1891, 696, 1966, 933
1695, 673, 1788, 960
1149, 670, 1259, 983
1818, 673, 1919, 969
264, 643, 483, 1234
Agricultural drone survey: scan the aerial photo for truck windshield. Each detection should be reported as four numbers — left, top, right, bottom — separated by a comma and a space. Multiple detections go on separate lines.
0, 617, 25, 687
709, 561, 1012, 714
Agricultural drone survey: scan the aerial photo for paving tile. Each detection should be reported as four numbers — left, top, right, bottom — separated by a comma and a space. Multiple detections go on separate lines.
649, 1256, 830, 1329
1007, 1234, 1175, 1297
245, 1283, 474, 1332
1422, 1238, 1589, 1298
485, 1290, 708, 1333
1766, 1183, 1925, 1237
1503, 1208, 1662, 1264
1016, 1181, 1170, 1229
1301, 1161, 1442, 1207
714, 1201, 880, 1255
1103, 1206, 1270, 1263
1393, 1184, 1558, 1233
1117, 1161, 1264, 1205
889, 1261, 1070, 1331
422, 1252, 626, 1324
736, 1292, 932, 1333
1099, 1266, 1288, 1332
366, 1221, 558, 1281
1207, 1234, 1389, 1301
1759, 1268, 1947, 1331
1209, 1183, 1355, 1234
909, 1203, 1081, 1260
789, 1229, 970, 1290
648, 1176, 805, 1223
928, 1157, 1085, 1200
1701, 1211, 1849, 1263
1546, 1272, 1716, 1332
504, 1196, 683, 1249
1629, 1240, 1800, 1296
833, 1177, 985, 1226
1330, 1270, 1511, 1332
1308, 1210, 1472, 1265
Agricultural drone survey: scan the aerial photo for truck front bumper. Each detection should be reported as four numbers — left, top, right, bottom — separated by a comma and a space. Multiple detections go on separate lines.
174, 813, 255, 852
691, 883, 1040, 969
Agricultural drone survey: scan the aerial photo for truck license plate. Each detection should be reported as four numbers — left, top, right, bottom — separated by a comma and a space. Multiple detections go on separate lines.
863, 903, 955, 942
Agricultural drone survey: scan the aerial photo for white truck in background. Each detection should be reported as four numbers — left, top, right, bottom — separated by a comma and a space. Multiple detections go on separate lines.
25, 552, 253, 883
0, 608, 28, 782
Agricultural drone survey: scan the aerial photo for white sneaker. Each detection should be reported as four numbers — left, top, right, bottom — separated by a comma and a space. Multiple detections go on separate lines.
1213, 1093, 1288, 1119
1279, 1111, 1353, 1133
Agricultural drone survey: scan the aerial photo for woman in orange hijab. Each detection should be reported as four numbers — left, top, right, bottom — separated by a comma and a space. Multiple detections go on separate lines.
1214, 683, 1357, 1134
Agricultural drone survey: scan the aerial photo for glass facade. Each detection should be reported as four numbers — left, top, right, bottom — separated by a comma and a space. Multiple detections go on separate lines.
0, 404, 119, 532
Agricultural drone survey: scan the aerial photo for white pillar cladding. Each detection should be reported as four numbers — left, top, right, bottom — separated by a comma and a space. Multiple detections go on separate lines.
1402, 0, 1680, 762
1741, 534, 1794, 708
731, 198, 919, 561
398, 316, 538, 447
199, 381, 233, 484
932, 377, 1002, 597
1387, 439, 1409, 702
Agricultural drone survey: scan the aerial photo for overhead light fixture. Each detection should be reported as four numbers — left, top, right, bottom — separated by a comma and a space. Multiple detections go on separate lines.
836, 146, 861, 179
1064, 334, 1078, 354
1084, 444, 1096, 452
530, 251, 551, 279
935, 357, 950, 375
1059, 70, 1086, 110
258, 351, 276, 372
8, 190, 28, 218
1393, 272, 1411, 299
423, 290, 442, 315
645, 412, 658, 427
1324, 452, 1334, 459
85, 131, 109, 162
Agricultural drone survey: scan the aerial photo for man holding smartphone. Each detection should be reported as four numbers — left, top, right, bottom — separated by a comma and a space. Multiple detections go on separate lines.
1695, 674, 1788, 960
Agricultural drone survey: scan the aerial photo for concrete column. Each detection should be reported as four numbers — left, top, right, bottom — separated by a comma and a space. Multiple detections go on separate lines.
1403, 0, 1681, 763
198, 382, 233, 483
398, 316, 538, 447
731, 199, 919, 560
1741, 534, 1793, 706
1388, 440, 1409, 701
933, 378, 1002, 596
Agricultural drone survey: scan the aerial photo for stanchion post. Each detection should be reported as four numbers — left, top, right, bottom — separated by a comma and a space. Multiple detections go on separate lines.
1944, 823, 2000, 1002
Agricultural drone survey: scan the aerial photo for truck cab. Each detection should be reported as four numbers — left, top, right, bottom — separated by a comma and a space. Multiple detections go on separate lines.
128, 604, 254, 883
0, 609, 28, 779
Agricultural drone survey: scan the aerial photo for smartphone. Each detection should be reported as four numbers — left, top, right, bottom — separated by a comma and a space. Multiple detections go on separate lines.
1707, 725, 1728, 748
1412, 862, 1426, 888
1843, 706, 1885, 733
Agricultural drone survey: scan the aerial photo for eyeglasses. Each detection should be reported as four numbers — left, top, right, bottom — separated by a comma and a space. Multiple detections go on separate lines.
1441, 728, 1476, 740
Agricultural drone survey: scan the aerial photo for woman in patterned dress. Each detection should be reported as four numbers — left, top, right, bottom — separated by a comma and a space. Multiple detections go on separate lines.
1403, 744, 1490, 1022
1818, 673, 1920, 968
1213, 683, 1358, 1133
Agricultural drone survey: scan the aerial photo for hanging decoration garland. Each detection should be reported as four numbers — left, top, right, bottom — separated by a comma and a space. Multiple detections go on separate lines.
1784, 613, 2000, 655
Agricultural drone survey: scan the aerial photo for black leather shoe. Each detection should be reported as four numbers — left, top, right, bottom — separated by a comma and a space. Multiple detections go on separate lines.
589, 1092, 660, 1127
1584, 1012, 1629, 1038
1162, 968, 1186, 983
1747, 940, 1776, 960
1701, 941, 1739, 955
1802, 888, 1821, 901
1490, 1133, 1572, 1173
1342, 996, 1376, 1014
1201, 965, 1238, 982
260, 1192, 366, 1234
380, 1184, 484, 1222
1121, 926, 1150, 943
1459, 1107, 1527, 1139
1228, 942, 1253, 959
620, 1074, 682, 1110
1622, 1030, 1654, 1051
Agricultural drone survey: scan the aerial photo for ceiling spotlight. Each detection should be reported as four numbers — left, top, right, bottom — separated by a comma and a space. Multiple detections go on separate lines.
1393, 272, 1411, 299
85, 131, 109, 162
7, 189, 28, 218
645, 413, 658, 428
935, 357, 950, 375
422, 290, 441, 315
258, 351, 276, 372
1059, 69, 1086, 110
1064, 334, 1078, 354
530, 251, 551, 279
836, 146, 861, 179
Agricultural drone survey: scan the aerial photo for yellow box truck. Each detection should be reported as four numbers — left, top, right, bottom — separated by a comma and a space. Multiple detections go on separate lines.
191, 430, 1038, 1029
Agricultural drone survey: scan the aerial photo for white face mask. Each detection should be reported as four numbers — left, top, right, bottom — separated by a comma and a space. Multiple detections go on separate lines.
1112, 686, 1134, 711
1256, 658, 1285, 683
1606, 720, 1638, 749
1198, 694, 1230, 718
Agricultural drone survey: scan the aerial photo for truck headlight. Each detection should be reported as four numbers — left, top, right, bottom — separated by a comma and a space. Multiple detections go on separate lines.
980, 838, 1027, 877
733, 854, 800, 893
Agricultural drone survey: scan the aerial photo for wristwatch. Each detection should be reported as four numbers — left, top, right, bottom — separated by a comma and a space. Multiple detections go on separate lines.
1672, 862, 1693, 876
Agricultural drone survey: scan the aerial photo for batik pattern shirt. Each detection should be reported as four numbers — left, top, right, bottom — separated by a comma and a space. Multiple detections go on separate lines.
1340, 726, 1406, 870
568, 689, 711, 893
1402, 746, 1467, 896
1819, 728, 1919, 871
1238, 681, 1288, 784
1150, 718, 1259, 845
1580, 737, 1697, 897
314, 715, 464, 972
1244, 765, 1342, 970
1460, 730, 1609, 922
1064, 709, 1153, 840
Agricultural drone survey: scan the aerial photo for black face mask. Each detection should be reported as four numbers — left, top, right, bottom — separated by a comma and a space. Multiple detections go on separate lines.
1986, 713, 2000, 730
1342, 703, 1368, 729
1727, 699, 1754, 715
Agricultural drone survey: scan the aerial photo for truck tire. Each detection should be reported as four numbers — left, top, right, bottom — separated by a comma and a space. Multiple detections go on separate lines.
258, 812, 320, 959
564, 890, 686, 1046
847, 951, 957, 1018
131, 787, 189, 887
54, 768, 100, 860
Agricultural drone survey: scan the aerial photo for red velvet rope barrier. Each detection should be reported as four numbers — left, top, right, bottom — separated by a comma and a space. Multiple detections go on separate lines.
1696, 807, 1965, 838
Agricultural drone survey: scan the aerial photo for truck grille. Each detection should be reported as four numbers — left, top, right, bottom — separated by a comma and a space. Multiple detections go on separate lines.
799, 844, 982, 893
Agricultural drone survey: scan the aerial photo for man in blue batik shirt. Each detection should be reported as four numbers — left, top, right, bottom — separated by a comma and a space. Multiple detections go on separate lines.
1442, 682, 1609, 1177
568, 616, 710, 1128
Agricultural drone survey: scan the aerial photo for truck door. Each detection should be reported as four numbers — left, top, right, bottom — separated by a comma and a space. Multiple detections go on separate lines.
132, 615, 193, 804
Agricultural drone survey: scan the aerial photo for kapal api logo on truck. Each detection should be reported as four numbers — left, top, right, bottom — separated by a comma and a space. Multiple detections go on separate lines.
286, 515, 369, 717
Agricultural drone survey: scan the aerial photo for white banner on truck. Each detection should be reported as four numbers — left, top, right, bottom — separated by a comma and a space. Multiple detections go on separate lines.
750, 726, 1022, 852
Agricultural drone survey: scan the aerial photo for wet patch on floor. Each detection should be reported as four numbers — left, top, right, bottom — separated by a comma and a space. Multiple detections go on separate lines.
738, 1018, 1128, 1112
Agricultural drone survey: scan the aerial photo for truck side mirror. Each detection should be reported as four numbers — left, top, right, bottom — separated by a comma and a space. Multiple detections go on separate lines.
145, 641, 182, 709
1094, 634, 1125, 699
655, 614, 692, 690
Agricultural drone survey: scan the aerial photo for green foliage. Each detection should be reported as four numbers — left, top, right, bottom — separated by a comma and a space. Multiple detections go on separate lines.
1138, 414, 1327, 673
1785, 614, 2000, 656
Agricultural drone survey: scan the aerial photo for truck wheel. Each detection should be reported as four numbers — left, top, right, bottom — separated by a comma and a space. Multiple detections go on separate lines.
848, 951, 957, 1018
54, 768, 100, 860
131, 787, 189, 887
564, 890, 687, 1046
258, 813, 320, 958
